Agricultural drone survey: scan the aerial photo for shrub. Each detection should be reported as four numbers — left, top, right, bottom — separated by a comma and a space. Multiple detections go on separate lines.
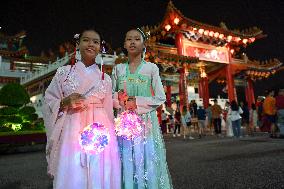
21, 122, 32, 130
0, 83, 30, 107
5, 115, 23, 123
0, 107, 18, 115
18, 106, 36, 115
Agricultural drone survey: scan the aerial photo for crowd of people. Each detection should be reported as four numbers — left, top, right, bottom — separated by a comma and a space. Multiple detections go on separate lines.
161, 89, 284, 139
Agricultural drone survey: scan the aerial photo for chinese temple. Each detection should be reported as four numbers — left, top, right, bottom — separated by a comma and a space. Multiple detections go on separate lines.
0, 31, 50, 87
138, 1, 282, 110
2, 1, 282, 116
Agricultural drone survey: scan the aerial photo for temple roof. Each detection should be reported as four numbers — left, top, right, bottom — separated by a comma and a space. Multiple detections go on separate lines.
142, 1, 265, 48
0, 48, 28, 57
0, 31, 26, 42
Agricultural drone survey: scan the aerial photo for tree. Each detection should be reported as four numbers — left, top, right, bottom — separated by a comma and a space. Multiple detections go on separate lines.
0, 83, 30, 107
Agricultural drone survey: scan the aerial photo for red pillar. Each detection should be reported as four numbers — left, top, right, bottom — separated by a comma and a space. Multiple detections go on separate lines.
179, 68, 185, 111
166, 84, 172, 108
203, 77, 210, 108
225, 64, 236, 102
246, 79, 255, 108
245, 85, 251, 109
175, 32, 186, 56
198, 78, 204, 98
176, 32, 187, 112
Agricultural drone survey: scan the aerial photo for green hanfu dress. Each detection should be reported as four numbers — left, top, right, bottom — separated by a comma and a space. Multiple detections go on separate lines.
112, 60, 173, 189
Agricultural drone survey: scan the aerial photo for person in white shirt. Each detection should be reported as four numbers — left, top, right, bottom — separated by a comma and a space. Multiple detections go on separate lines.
228, 100, 243, 138
181, 106, 194, 139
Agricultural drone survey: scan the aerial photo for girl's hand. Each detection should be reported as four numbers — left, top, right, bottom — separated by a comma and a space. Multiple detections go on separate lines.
118, 90, 128, 106
60, 93, 87, 111
125, 97, 137, 111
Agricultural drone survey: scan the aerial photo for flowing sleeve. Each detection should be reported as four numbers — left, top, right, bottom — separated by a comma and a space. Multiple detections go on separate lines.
136, 64, 166, 114
42, 66, 70, 176
42, 67, 65, 141
111, 65, 121, 109
103, 75, 115, 121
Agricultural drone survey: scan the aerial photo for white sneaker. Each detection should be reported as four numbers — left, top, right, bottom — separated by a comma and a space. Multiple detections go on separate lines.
173, 134, 176, 137
177, 134, 181, 137
189, 136, 194, 140
183, 135, 186, 139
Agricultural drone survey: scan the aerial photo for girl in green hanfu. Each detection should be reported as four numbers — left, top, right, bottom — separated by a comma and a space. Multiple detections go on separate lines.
112, 28, 173, 189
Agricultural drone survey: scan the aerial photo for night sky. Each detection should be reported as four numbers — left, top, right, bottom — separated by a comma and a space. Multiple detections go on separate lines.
1, 0, 284, 96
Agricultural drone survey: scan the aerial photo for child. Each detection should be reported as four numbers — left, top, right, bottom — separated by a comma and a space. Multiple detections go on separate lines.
112, 28, 173, 189
43, 29, 121, 189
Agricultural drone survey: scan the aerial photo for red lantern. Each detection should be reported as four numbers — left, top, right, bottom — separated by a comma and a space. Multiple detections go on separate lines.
204, 30, 209, 36
198, 29, 204, 34
227, 35, 233, 42
165, 24, 171, 31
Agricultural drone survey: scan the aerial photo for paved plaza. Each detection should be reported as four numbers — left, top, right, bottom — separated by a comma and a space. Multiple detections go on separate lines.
0, 135, 284, 189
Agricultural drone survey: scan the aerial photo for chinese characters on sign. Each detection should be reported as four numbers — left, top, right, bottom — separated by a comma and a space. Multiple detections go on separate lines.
183, 41, 229, 64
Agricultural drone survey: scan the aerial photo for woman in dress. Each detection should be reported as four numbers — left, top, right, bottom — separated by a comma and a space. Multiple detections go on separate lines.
43, 29, 121, 189
228, 100, 243, 138
112, 28, 173, 189
224, 101, 234, 137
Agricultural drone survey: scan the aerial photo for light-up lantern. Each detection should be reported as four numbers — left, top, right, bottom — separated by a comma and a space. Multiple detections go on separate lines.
204, 30, 209, 36
198, 28, 204, 34
219, 33, 224, 39
165, 24, 171, 31
235, 37, 241, 42
79, 122, 110, 155
214, 32, 219, 38
115, 110, 145, 140
227, 35, 233, 42
174, 17, 180, 25
249, 37, 255, 43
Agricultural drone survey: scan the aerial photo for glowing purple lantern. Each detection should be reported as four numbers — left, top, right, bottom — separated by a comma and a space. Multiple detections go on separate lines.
115, 110, 145, 140
79, 122, 110, 154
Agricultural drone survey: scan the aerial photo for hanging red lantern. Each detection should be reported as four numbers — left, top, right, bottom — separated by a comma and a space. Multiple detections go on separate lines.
198, 29, 204, 34
227, 35, 233, 42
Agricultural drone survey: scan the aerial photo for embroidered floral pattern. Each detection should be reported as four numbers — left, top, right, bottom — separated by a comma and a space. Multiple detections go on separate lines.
64, 72, 79, 96
85, 80, 108, 99
57, 67, 66, 76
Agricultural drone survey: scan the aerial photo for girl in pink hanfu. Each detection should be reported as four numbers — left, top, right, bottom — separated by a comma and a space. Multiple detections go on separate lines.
43, 29, 121, 189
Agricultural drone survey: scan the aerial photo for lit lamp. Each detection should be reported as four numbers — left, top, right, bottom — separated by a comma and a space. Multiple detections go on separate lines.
174, 17, 180, 25
198, 29, 204, 34
196, 61, 207, 78
165, 24, 171, 31
227, 35, 233, 42
200, 69, 207, 78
